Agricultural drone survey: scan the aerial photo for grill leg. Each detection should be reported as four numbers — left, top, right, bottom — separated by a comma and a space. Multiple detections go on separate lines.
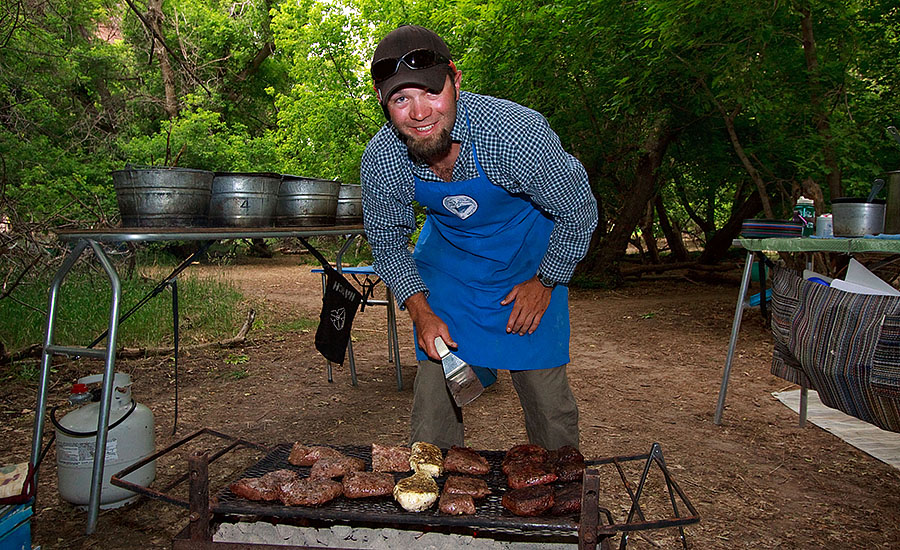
188, 451, 210, 542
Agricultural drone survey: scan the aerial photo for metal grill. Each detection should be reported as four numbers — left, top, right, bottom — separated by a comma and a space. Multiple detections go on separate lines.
213, 444, 582, 538
113, 430, 699, 549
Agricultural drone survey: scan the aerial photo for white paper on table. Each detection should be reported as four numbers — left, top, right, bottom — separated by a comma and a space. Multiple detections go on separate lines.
843, 258, 900, 296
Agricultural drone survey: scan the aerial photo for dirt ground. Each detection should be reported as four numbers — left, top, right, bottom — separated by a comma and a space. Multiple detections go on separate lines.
3, 253, 900, 549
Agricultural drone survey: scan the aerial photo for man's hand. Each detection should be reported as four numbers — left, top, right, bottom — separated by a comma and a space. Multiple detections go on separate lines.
405, 292, 454, 360
501, 276, 553, 335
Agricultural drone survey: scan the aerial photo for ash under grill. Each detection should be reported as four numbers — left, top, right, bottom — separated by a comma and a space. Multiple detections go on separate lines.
214, 444, 581, 538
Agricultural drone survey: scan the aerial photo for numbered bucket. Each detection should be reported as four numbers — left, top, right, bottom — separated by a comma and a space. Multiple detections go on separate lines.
209, 172, 282, 227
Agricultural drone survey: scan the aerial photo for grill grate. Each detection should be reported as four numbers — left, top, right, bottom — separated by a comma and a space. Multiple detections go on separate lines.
212, 444, 583, 538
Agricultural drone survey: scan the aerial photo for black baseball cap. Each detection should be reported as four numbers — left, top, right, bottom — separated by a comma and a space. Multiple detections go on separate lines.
371, 25, 453, 105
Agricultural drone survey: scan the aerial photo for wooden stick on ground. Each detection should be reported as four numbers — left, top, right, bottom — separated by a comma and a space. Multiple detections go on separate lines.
1, 308, 257, 364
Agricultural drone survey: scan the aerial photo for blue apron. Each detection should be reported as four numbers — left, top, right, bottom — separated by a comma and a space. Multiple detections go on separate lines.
411, 114, 570, 380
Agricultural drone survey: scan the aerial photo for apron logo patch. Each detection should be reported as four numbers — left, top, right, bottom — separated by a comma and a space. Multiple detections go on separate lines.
330, 307, 346, 331
442, 195, 478, 220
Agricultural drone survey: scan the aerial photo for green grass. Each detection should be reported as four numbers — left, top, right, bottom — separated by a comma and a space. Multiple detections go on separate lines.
0, 270, 245, 353
271, 317, 318, 333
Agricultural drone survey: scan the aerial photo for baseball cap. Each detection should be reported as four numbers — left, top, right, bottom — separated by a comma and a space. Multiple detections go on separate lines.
371, 25, 453, 105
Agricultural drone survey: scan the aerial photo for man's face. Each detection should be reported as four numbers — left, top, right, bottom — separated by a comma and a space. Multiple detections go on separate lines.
385, 72, 461, 164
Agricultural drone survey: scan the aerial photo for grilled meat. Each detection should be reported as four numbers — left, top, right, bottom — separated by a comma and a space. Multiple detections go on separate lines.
438, 491, 476, 515
229, 469, 298, 502
551, 445, 585, 483
278, 477, 343, 507
342, 471, 395, 499
550, 482, 583, 516
309, 455, 366, 480
501, 444, 549, 475
442, 475, 491, 499
288, 443, 344, 467
506, 463, 559, 489
371, 443, 411, 473
443, 446, 490, 475
501, 484, 555, 517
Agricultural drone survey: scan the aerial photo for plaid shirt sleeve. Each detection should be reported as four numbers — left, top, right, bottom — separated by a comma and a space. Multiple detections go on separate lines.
360, 127, 429, 308
470, 94, 598, 284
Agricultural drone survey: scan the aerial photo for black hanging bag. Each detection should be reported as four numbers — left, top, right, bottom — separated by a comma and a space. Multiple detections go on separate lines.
297, 237, 362, 364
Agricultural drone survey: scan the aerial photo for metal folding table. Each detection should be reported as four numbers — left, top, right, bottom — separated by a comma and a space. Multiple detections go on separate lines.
29, 225, 368, 534
713, 236, 900, 426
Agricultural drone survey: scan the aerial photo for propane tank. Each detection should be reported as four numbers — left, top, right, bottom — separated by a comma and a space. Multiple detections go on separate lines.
54, 373, 156, 510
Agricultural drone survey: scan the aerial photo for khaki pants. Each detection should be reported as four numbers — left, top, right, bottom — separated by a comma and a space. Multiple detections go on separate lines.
410, 359, 580, 449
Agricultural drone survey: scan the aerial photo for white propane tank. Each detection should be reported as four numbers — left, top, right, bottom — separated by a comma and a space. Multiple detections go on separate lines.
54, 373, 156, 509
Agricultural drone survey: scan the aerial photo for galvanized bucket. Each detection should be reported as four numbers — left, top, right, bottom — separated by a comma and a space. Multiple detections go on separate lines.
275, 176, 340, 227
112, 167, 214, 227
336, 183, 363, 225
209, 172, 281, 227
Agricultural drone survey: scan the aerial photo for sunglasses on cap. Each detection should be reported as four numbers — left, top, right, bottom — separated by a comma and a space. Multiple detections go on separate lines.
371, 49, 451, 83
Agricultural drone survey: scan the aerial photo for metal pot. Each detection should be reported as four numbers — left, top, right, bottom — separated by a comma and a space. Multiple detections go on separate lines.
831, 197, 886, 237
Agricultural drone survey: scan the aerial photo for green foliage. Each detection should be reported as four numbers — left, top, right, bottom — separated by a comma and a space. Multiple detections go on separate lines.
223, 353, 250, 365
272, 317, 318, 333
0, 270, 245, 352
116, 108, 281, 172
3, 0, 900, 277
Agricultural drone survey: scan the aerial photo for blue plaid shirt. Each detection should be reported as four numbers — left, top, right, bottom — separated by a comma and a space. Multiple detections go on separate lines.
360, 91, 598, 308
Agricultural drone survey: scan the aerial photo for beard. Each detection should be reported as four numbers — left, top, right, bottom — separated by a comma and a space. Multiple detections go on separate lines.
402, 127, 453, 165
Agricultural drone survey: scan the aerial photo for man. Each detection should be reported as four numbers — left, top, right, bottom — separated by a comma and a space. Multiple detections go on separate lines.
360, 25, 598, 449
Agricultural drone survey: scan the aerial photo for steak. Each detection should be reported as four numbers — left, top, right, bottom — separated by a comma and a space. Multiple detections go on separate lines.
501, 444, 549, 475
371, 443, 411, 473
442, 475, 491, 499
278, 477, 343, 507
552, 445, 586, 483
342, 471, 395, 499
443, 446, 490, 475
438, 491, 476, 515
309, 455, 366, 479
229, 469, 298, 501
506, 462, 558, 489
288, 443, 344, 467
501, 484, 555, 517
550, 482, 583, 516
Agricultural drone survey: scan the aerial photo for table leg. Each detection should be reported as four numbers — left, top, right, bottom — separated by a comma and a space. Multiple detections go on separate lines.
387, 289, 403, 391
714, 250, 755, 425
799, 385, 808, 427
32, 240, 89, 499
84, 240, 123, 534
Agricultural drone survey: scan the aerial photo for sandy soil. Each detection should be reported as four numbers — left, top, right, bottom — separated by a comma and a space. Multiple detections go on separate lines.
2, 254, 900, 549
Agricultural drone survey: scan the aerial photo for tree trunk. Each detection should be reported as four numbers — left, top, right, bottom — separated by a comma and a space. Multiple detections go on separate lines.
148, 0, 178, 119
655, 194, 689, 261
640, 200, 660, 264
798, 6, 842, 200
719, 105, 774, 218
697, 190, 763, 264
579, 121, 676, 285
